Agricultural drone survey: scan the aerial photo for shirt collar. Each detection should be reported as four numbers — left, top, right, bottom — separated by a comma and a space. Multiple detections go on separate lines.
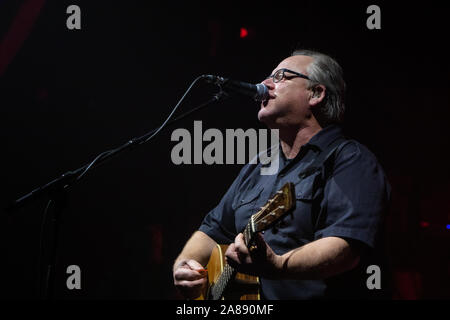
304, 124, 344, 152
277, 124, 344, 166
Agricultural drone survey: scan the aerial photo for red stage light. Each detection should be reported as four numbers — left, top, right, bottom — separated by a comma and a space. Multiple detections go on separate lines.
419, 221, 430, 228
240, 27, 248, 38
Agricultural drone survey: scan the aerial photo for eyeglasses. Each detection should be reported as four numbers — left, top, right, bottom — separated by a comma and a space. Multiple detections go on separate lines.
266, 68, 311, 83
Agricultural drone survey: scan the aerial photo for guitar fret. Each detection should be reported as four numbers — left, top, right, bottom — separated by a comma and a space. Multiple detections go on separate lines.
206, 182, 294, 300
211, 264, 235, 300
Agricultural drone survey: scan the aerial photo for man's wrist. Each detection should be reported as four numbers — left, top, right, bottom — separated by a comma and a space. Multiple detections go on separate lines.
271, 253, 287, 279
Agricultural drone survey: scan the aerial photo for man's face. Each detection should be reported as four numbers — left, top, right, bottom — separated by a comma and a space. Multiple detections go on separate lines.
258, 55, 314, 128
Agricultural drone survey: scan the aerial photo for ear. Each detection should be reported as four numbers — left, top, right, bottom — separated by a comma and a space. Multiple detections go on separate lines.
308, 84, 326, 107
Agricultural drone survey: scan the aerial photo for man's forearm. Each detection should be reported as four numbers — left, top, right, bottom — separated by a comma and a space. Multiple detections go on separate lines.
173, 231, 217, 270
277, 236, 360, 280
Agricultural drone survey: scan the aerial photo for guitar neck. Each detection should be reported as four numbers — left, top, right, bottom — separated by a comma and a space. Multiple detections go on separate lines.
209, 220, 255, 300
207, 182, 295, 300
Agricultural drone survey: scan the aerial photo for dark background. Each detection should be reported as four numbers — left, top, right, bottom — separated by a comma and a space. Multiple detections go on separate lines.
0, 0, 449, 299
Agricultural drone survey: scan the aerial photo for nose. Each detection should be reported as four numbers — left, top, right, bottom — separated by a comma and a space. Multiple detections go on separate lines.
262, 77, 275, 89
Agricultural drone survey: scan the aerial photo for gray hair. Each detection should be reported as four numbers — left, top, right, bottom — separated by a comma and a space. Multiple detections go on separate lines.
291, 49, 346, 125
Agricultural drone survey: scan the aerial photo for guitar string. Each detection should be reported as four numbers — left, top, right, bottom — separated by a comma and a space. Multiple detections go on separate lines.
211, 187, 289, 299
212, 209, 264, 299
212, 220, 255, 298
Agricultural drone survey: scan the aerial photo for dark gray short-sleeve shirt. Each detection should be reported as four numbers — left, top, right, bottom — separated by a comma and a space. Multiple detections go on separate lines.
199, 125, 391, 299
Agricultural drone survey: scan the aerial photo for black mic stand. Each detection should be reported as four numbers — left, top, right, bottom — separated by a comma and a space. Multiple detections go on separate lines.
5, 88, 227, 299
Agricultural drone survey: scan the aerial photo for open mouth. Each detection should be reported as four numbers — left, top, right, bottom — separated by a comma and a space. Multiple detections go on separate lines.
261, 94, 275, 107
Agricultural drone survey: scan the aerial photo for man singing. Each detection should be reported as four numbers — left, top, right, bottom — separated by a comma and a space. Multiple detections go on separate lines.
173, 49, 391, 299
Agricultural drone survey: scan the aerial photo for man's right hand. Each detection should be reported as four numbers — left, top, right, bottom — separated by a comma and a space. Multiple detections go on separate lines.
173, 259, 208, 299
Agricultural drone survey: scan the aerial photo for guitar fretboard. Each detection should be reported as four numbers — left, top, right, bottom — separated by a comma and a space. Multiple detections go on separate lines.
209, 218, 255, 300
206, 183, 294, 300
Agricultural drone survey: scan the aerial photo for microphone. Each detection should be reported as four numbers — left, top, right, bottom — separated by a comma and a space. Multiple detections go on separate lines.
202, 75, 269, 101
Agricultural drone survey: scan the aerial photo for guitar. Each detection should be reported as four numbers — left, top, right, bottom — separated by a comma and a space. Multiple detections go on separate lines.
197, 182, 295, 300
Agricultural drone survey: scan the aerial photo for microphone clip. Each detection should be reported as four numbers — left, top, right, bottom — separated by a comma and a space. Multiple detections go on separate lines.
202, 74, 226, 86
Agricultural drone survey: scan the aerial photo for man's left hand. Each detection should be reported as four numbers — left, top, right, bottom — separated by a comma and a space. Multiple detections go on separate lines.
224, 232, 283, 279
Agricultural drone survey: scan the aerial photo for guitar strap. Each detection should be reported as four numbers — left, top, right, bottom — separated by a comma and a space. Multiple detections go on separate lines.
295, 136, 350, 233
298, 136, 349, 181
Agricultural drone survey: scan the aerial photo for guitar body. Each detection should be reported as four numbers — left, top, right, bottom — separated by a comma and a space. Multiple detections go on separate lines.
194, 183, 295, 300
197, 244, 260, 300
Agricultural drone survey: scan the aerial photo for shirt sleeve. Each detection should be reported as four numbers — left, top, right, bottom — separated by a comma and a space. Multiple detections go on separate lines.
314, 141, 391, 248
198, 164, 257, 244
